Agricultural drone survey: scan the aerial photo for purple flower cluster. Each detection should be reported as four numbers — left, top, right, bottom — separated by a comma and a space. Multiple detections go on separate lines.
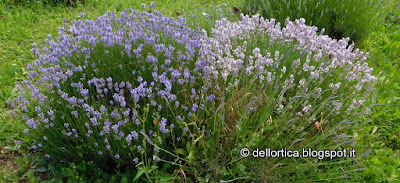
8, 4, 376, 171
203, 13, 376, 119
9, 6, 217, 166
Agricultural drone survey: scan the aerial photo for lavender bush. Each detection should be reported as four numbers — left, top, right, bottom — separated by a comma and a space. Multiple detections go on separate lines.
240, 0, 381, 46
206, 14, 376, 118
196, 14, 377, 181
9, 5, 220, 180
9, 3, 378, 181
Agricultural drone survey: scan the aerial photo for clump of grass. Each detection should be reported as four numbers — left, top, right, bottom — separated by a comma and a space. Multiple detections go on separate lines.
240, 0, 382, 46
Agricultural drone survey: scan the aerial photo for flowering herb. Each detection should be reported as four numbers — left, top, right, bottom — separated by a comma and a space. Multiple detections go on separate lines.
8, 2, 377, 181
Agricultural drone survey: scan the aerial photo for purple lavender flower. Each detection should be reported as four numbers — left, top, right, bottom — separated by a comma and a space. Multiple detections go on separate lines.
135, 119, 141, 125
100, 105, 108, 113
123, 108, 131, 117
192, 103, 198, 112
208, 94, 216, 102
112, 124, 119, 133
35, 106, 42, 113
80, 89, 89, 97
138, 76, 143, 83
87, 130, 93, 137
132, 131, 139, 140
126, 134, 132, 144
159, 117, 169, 133
27, 118, 36, 129
119, 96, 126, 107
90, 117, 98, 126
71, 111, 78, 118
111, 109, 121, 120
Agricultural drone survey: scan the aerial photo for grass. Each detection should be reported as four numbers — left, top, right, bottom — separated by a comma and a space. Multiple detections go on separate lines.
0, 0, 399, 182
361, 0, 400, 150
354, 0, 400, 181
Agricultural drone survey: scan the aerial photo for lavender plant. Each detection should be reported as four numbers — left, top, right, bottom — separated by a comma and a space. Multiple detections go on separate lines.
196, 14, 378, 181
8, 2, 378, 181
240, 0, 381, 46
8, 4, 220, 180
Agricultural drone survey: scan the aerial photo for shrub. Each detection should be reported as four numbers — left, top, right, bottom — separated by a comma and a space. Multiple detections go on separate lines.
10, 5, 219, 181
240, 0, 381, 46
9, 4, 378, 182
194, 14, 377, 181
